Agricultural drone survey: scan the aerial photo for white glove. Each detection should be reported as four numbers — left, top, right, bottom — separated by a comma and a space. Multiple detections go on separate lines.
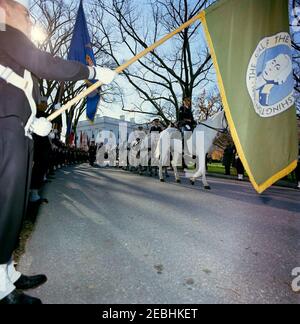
89, 67, 117, 84
30, 117, 52, 137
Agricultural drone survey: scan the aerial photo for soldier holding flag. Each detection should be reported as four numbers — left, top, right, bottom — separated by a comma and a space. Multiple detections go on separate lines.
0, 0, 116, 304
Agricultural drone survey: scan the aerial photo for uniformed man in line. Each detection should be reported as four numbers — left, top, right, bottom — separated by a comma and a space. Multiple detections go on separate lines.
0, 0, 116, 304
223, 144, 234, 176
88, 140, 97, 167
149, 117, 163, 134
149, 118, 162, 177
29, 97, 52, 204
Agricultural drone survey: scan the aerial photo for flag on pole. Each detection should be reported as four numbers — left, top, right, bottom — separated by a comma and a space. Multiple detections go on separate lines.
68, 0, 100, 121
67, 120, 73, 145
69, 131, 75, 147
200, 0, 298, 193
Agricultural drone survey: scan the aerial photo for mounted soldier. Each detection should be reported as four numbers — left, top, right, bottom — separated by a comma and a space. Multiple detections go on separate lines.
178, 97, 197, 133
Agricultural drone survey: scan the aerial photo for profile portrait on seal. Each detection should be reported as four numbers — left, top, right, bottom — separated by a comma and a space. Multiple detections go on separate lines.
255, 53, 293, 106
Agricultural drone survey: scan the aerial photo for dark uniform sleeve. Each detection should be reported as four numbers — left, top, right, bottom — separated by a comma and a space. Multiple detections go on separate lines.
178, 107, 184, 122
0, 27, 90, 81
190, 110, 196, 124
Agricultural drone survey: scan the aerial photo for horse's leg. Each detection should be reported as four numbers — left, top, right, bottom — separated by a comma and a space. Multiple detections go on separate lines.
172, 160, 181, 183
190, 172, 196, 185
148, 156, 154, 176
159, 163, 165, 182
189, 156, 210, 189
202, 171, 211, 190
139, 164, 143, 175
165, 167, 170, 178
191, 162, 210, 189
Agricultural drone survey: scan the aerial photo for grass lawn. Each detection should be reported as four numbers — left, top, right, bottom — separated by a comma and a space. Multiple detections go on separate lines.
207, 163, 238, 176
207, 162, 296, 184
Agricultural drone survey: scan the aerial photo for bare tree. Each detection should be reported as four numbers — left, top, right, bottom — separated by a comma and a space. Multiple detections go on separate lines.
291, 0, 300, 114
196, 88, 223, 121
91, 0, 214, 124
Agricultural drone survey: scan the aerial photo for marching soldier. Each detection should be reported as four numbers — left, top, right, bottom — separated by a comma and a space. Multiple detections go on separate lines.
0, 0, 116, 304
150, 117, 163, 133
149, 118, 162, 177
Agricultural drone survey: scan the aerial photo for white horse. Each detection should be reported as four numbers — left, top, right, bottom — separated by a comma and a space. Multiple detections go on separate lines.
155, 110, 227, 189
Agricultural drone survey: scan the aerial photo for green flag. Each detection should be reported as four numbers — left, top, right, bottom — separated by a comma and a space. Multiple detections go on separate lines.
200, 0, 298, 193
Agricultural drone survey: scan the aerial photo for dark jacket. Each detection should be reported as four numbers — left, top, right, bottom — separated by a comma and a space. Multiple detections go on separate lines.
178, 105, 196, 127
89, 145, 97, 163
223, 145, 234, 166
150, 125, 163, 133
0, 25, 90, 124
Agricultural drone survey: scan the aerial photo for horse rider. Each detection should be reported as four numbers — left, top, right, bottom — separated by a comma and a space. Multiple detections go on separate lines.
178, 97, 196, 133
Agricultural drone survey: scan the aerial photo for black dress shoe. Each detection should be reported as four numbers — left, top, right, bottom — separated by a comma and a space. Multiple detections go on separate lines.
0, 290, 42, 304
15, 274, 47, 290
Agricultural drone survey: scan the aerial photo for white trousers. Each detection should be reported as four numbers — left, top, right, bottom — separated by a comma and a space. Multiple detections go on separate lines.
0, 259, 22, 300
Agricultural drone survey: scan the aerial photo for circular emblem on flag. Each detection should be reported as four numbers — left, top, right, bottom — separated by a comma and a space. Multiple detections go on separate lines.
246, 32, 295, 118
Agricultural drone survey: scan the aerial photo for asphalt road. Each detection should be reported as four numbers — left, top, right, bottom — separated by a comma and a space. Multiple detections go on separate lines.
19, 165, 300, 304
